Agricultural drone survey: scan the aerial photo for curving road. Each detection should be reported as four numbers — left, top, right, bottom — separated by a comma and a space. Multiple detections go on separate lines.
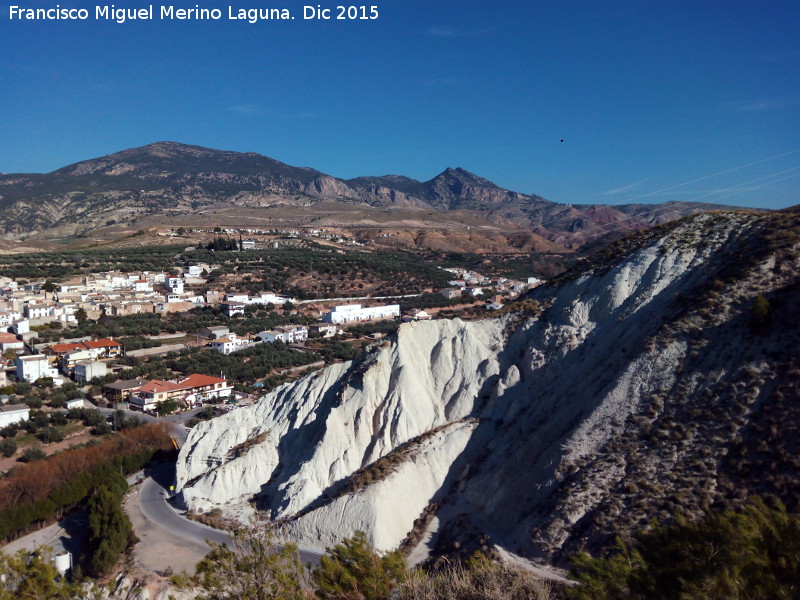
137, 463, 321, 564
139, 475, 231, 547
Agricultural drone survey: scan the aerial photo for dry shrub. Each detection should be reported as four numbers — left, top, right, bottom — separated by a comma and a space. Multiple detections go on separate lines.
398, 556, 554, 600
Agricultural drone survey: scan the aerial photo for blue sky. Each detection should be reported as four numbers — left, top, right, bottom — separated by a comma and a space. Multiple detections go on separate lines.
0, 0, 798, 209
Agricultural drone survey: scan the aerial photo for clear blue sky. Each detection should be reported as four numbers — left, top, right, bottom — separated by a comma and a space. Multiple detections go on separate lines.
1, 0, 798, 209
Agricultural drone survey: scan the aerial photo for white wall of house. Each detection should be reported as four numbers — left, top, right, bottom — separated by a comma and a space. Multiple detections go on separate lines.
257, 331, 284, 343
15, 355, 58, 382
0, 405, 30, 428
11, 320, 30, 335
166, 277, 184, 294
74, 361, 107, 382
323, 304, 400, 323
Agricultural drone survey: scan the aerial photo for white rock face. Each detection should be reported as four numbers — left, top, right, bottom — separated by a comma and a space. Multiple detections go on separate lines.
282, 420, 477, 552
176, 318, 504, 535
177, 211, 776, 560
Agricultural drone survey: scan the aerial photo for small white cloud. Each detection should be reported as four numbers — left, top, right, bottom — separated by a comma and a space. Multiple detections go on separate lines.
427, 27, 458, 37
227, 104, 275, 116
598, 181, 647, 196
737, 96, 800, 112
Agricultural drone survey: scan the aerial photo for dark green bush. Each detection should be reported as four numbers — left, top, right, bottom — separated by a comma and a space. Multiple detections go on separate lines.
0, 438, 17, 458
568, 498, 800, 600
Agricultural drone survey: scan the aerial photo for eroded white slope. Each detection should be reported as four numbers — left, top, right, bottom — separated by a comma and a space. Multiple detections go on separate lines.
177, 212, 762, 558
282, 420, 477, 552
176, 318, 504, 517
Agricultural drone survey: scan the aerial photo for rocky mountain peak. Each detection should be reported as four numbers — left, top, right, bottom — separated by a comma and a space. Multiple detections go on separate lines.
0, 142, 725, 246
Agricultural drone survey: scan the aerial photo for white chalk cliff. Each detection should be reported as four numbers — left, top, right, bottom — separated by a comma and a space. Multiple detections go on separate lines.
176, 210, 800, 563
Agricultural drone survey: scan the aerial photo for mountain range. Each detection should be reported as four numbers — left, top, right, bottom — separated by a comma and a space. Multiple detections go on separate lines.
0, 142, 727, 250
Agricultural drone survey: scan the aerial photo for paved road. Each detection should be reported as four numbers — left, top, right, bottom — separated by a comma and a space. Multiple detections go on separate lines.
138, 463, 321, 565
139, 473, 231, 547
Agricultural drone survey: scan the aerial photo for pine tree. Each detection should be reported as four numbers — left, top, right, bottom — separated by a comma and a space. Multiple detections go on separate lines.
86, 472, 132, 576
312, 531, 407, 600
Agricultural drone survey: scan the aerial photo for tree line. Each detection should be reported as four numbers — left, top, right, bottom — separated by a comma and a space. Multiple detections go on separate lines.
0, 424, 172, 542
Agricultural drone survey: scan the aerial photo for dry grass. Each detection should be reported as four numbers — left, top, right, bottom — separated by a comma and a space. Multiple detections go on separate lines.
398, 558, 555, 600
227, 430, 269, 460
187, 507, 240, 531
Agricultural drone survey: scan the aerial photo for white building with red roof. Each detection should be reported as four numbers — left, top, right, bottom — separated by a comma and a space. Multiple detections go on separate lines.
130, 373, 233, 411
130, 380, 186, 412
45, 338, 122, 364
177, 374, 233, 406
0, 332, 24, 352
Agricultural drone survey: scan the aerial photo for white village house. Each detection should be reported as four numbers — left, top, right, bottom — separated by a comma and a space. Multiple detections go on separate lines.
322, 304, 400, 324
16, 354, 59, 383
0, 403, 30, 428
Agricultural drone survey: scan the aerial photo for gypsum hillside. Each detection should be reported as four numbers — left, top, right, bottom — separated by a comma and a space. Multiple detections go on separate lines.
175, 209, 800, 564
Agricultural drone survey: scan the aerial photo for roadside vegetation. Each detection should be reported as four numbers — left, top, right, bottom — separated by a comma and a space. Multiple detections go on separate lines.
191, 528, 554, 600
85, 468, 133, 576
0, 424, 172, 543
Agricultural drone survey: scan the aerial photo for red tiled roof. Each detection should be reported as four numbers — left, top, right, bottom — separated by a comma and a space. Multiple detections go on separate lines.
179, 373, 228, 388
138, 380, 185, 395
47, 342, 85, 353
138, 374, 229, 395
0, 333, 21, 343
83, 338, 121, 349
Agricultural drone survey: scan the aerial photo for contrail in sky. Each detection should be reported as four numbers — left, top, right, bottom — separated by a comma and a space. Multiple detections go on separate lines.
618, 149, 800, 204
583, 165, 800, 241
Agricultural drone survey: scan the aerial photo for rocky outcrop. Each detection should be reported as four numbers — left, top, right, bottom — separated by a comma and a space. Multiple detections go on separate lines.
177, 317, 505, 521
176, 210, 800, 564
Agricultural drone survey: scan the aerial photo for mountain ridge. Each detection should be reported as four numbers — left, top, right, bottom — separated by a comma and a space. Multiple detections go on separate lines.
0, 142, 727, 248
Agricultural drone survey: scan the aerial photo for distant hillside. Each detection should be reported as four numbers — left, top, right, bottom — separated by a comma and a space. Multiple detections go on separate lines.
0, 142, 724, 248
175, 209, 800, 565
